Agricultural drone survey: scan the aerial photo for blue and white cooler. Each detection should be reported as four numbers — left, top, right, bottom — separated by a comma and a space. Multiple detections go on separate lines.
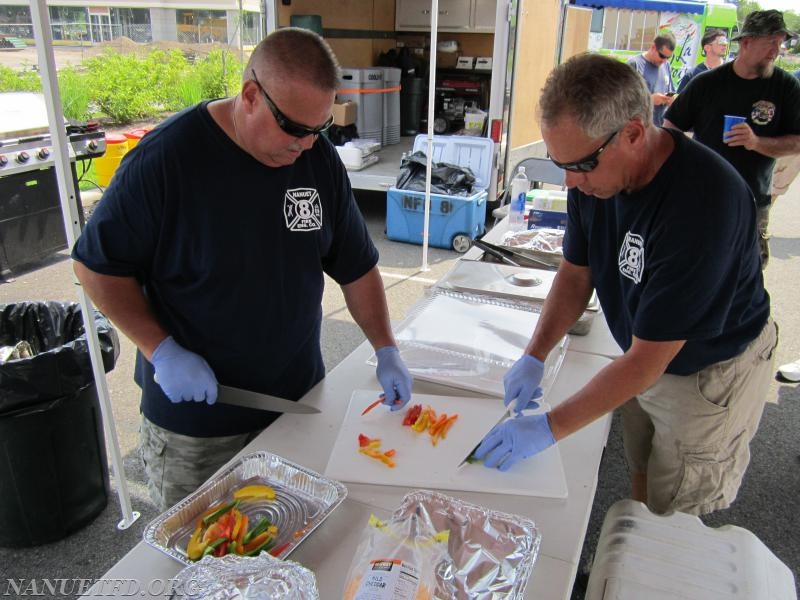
386, 134, 494, 252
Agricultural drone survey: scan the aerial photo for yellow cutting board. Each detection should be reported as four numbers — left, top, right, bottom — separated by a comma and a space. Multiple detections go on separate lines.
323, 390, 568, 499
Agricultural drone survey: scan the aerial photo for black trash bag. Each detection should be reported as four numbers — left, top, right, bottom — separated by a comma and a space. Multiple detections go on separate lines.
395, 151, 476, 196
0, 301, 119, 415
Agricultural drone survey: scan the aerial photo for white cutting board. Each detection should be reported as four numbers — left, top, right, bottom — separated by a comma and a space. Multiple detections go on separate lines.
324, 390, 568, 499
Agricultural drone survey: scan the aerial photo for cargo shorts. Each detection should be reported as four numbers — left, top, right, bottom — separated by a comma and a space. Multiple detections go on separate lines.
139, 416, 262, 510
620, 318, 778, 516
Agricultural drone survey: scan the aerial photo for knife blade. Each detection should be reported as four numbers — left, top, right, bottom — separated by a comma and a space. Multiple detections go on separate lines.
217, 384, 320, 414
457, 397, 544, 468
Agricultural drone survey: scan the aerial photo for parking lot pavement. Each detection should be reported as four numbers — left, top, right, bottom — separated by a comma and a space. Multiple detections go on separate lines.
1, 184, 798, 597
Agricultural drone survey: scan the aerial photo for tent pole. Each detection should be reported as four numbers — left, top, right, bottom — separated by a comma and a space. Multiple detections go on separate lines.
29, 0, 140, 530
421, 0, 440, 272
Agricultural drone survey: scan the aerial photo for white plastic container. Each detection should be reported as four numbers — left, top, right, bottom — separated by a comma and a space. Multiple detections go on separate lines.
508, 166, 529, 231
586, 500, 797, 600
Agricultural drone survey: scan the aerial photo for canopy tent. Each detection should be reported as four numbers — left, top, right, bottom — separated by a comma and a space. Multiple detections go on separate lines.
28, 0, 140, 530
570, 0, 706, 13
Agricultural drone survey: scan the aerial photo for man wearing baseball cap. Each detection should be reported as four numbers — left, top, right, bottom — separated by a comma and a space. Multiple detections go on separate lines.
665, 10, 800, 268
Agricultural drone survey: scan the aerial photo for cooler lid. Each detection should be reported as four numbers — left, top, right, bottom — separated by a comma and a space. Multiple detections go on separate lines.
412, 134, 495, 191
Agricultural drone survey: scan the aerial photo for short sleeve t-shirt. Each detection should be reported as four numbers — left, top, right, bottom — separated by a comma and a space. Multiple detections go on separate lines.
73, 102, 379, 436
562, 129, 769, 375
627, 54, 674, 126
665, 62, 800, 205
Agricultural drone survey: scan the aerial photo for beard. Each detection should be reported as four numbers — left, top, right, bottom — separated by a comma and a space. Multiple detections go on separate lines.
755, 60, 775, 78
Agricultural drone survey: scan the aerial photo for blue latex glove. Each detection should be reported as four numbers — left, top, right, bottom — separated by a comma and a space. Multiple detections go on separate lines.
375, 346, 413, 411
151, 336, 218, 405
504, 354, 544, 414
474, 413, 556, 472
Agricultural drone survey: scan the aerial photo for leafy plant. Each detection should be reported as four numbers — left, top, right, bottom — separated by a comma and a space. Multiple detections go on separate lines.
0, 65, 41, 92
194, 49, 243, 100
58, 66, 91, 121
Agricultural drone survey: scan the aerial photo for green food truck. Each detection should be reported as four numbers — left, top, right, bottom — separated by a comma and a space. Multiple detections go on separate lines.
571, 0, 738, 89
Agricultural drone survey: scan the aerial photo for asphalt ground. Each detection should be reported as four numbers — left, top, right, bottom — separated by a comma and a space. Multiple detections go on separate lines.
0, 179, 798, 598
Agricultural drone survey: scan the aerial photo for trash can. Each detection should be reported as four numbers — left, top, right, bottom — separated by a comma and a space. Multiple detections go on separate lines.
95, 133, 129, 188
400, 77, 425, 136
0, 301, 119, 547
123, 128, 150, 150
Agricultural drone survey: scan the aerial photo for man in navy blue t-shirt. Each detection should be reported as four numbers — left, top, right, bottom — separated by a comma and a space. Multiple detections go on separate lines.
474, 54, 776, 516
72, 29, 413, 509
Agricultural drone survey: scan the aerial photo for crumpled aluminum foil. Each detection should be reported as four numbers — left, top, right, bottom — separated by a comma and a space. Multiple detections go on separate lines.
393, 490, 541, 599
169, 553, 319, 599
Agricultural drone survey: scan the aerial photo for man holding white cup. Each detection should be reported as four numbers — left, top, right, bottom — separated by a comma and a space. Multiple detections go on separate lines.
665, 10, 800, 268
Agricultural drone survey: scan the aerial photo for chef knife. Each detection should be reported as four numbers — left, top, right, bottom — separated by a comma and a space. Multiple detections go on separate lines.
457, 398, 542, 468
217, 384, 321, 414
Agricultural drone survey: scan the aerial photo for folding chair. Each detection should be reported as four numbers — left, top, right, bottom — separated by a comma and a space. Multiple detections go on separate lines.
493, 157, 566, 223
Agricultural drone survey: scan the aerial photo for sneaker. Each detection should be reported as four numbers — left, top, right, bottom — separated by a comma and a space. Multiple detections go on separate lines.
777, 360, 800, 383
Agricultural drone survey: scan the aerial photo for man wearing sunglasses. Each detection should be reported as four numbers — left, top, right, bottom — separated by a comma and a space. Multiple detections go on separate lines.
71, 28, 413, 509
627, 31, 677, 126
677, 28, 729, 94
665, 10, 800, 269
475, 54, 776, 518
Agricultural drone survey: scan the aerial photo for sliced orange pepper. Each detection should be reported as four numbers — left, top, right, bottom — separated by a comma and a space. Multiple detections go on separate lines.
242, 531, 269, 554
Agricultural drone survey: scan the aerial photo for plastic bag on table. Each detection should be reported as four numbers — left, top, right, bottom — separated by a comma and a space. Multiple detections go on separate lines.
395, 151, 476, 196
343, 514, 451, 599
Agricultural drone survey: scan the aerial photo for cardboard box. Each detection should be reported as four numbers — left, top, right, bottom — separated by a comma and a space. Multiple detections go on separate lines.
475, 57, 493, 70
456, 56, 475, 69
527, 209, 568, 230
332, 100, 357, 126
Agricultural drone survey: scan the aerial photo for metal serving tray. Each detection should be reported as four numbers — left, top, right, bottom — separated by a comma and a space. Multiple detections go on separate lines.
143, 451, 347, 565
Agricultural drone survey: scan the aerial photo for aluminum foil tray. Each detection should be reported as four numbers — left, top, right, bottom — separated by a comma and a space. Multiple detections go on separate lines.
394, 490, 541, 599
143, 451, 347, 565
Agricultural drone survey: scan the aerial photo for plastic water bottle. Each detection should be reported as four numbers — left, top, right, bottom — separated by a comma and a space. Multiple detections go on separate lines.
508, 166, 529, 230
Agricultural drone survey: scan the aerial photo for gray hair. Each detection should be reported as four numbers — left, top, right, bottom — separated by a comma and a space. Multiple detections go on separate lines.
538, 53, 653, 138
246, 27, 341, 90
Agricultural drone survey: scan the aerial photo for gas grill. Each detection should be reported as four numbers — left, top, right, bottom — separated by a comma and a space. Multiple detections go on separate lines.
0, 92, 106, 276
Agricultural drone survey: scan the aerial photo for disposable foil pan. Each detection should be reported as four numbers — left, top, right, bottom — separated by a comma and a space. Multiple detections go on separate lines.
143, 451, 347, 565
394, 490, 541, 599
170, 553, 319, 599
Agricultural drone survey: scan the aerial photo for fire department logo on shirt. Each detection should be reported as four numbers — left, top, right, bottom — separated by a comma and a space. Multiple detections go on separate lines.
618, 231, 644, 284
751, 101, 776, 126
284, 188, 322, 231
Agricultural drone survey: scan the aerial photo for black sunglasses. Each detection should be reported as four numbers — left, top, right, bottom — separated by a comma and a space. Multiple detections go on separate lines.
250, 69, 333, 138
549, 130, 619, 173
657, 49, 672, 60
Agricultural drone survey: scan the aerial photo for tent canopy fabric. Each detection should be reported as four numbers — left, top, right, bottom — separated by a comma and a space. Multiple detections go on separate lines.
570, 0, 706, 14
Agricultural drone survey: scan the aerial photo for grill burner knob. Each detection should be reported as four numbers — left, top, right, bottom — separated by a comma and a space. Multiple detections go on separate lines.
16, 151, 30, 164
87, 140, 98, 151
0, 155, 7, 167
37, 148, 50, 160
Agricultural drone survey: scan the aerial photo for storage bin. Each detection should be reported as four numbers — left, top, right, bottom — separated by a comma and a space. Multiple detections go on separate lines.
337, 68, 384, 145
386, 134, 494, 252
95, 133, 128, 188
381, 67, 401, 146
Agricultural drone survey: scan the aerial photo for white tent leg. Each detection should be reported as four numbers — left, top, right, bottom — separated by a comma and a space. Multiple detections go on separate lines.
29, 0, 140, 530
421, 0, 440, 272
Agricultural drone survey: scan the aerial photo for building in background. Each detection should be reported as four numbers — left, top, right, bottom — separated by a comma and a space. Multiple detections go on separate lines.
0, 0, 262, 46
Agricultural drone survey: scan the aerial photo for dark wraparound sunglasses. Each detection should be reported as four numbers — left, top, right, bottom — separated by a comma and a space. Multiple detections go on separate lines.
657, 49, 672, 60
250, 69, 333, 138
549, 130, 619, 173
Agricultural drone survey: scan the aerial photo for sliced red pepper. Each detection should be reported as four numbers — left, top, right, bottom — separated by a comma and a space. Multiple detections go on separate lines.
361, 398, 384, 416
383, 448, 396, 457
358, 433, 372, 447
402, 404, 422, 426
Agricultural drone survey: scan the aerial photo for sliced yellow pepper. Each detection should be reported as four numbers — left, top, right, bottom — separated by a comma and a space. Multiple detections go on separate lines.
186, 525, 207, 561
233, 484, 276, 501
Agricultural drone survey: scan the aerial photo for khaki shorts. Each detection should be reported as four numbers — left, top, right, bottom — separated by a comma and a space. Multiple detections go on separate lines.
620, 318, 778, 516
139, 416, 262, 510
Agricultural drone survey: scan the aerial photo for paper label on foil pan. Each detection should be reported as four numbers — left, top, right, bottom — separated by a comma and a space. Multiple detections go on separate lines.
354, 559, 421, 599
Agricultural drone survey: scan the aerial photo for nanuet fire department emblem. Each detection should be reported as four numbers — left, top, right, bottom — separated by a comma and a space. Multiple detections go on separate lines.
284, 188, 322, 231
